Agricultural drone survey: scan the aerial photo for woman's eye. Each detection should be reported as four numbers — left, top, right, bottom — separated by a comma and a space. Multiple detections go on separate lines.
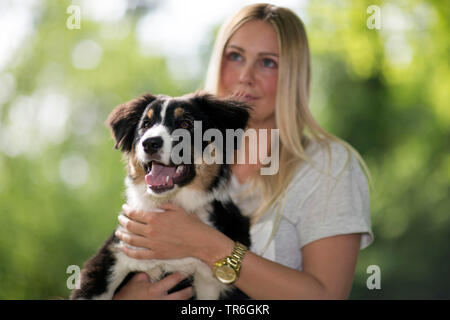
227, 51, 242, 62
261, 58, 277, 68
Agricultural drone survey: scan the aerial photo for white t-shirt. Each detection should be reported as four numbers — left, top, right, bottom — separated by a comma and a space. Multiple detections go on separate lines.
228, 140, 374, 271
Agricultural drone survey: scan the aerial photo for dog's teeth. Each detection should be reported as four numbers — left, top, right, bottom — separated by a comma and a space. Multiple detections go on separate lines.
166, 176, 169, 183
176, 165, 184, 173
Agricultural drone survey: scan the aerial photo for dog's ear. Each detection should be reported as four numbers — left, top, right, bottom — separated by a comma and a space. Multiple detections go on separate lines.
192, 92, 251, 132
106, 93, 157, 152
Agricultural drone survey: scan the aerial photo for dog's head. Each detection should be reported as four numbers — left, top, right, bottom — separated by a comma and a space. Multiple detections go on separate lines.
106, 92, 250, 200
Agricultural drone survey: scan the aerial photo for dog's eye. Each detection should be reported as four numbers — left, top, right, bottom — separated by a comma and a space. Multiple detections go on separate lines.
180, 120, 191, 129
142, 119, 152, 128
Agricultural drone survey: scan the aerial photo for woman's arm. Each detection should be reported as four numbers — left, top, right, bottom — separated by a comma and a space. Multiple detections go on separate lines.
228, 233, 361, 299
116, 204, 361, 299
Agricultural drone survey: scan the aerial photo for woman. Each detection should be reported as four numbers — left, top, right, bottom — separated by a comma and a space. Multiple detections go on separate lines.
113, 3, 374, 300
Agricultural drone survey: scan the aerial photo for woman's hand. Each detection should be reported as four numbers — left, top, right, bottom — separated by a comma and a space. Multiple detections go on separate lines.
113, 272, 194, 300
115, 203, 234, 266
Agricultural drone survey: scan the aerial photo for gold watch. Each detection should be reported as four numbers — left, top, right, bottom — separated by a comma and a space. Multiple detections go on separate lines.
213, 242, 248, 284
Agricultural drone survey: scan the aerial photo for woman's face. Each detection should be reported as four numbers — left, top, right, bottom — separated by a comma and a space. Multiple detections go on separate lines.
219, 20, 279, 126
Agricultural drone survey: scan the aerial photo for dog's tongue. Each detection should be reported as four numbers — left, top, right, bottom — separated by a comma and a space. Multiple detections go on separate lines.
145, 163, 176, 188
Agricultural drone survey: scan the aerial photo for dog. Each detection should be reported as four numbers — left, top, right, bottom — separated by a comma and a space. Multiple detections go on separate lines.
70, 92, 251, 300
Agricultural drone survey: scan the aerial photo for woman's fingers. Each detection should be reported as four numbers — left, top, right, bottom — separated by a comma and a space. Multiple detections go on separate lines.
122, 204, 167, 224
156, 273, 193, 298
113, 272, 194, 300
158, 202, 177, 211
130, 272, 150, 283
164, 286, 194, 300
118, 214, 148, 237
119, 244, 155, 260
122, 205, 151, 224
115, 229, 151, 249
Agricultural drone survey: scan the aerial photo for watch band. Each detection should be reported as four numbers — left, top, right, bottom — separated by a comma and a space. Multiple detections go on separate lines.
227, 242, 248, 274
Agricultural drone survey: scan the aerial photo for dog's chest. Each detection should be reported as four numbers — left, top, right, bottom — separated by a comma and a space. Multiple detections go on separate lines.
115, 183, 216, 279
124, 180, 215, 226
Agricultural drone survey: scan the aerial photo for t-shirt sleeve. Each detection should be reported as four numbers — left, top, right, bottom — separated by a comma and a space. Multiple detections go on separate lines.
289, 143, 374, 250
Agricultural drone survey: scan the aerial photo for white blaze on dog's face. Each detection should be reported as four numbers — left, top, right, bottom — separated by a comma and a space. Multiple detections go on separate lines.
136, 99, 172, 166
106, 92, 250, 199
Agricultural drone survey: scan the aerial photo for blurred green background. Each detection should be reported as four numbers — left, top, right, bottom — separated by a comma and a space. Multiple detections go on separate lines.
0, 0, 448, 299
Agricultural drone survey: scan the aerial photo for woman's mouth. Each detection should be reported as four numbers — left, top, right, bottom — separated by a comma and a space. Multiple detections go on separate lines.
232, 91, 259, 102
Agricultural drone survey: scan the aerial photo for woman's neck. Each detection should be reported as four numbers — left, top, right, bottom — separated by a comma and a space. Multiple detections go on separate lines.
231, 116, 276, 184
247, 115, 276, 132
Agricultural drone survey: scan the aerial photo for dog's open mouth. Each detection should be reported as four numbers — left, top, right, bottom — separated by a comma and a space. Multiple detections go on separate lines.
144, 162, 190, 193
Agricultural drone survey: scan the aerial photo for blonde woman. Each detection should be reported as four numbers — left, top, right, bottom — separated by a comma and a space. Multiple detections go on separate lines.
114, 3, 374, 299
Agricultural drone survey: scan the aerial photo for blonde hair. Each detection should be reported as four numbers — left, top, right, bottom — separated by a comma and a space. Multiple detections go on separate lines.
204, 3, 372, 225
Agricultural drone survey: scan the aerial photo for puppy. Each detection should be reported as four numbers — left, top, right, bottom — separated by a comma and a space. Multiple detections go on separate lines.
70, 92, 251, 300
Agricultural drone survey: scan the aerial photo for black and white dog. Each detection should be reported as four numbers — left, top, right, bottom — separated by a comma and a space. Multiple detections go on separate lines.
70, 92, 251, 300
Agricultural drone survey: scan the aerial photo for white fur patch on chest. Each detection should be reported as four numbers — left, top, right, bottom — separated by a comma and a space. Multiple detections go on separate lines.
98, 178, 230, 300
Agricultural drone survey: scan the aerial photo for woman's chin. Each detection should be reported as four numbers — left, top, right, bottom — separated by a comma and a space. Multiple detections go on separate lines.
247, 114, 276, 128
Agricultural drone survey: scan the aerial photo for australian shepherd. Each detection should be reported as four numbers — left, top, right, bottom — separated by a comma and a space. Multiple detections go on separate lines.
70, 92, 251, 300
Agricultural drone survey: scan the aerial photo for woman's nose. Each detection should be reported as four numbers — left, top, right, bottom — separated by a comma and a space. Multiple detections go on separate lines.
238, 63, 255, 86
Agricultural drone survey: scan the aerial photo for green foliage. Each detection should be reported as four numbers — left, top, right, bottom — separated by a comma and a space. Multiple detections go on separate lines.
308, 0, 450, 299
0, 0, 448, 299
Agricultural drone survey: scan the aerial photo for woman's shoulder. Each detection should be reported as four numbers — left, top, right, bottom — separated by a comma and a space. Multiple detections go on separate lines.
284, 139, 373, 249
292, 138, 355, 182
282, 138, 369, 214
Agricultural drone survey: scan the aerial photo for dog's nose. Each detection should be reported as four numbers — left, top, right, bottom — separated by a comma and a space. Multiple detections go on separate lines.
142, 137, 163, 154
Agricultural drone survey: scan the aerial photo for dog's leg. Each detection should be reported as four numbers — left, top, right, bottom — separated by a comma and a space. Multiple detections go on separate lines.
193, 278, 220, 299
70, 232, 127, 300
191, 263, 224, 300
90, 261, 130, 300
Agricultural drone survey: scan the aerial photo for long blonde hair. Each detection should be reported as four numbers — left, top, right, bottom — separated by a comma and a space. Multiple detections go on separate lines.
204, 3, 372, 224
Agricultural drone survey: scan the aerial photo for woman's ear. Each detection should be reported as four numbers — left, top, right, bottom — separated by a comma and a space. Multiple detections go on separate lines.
192, 92, 252, 132
106, 93, 157, 153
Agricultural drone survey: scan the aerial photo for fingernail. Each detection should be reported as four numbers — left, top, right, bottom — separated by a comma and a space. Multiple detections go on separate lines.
135, 273, 149, 282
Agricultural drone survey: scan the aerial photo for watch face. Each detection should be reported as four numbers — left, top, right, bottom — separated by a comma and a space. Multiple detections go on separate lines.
214, 265, 236, 284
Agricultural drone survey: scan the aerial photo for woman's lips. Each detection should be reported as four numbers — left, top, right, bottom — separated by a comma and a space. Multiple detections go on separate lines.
232, 91, 260, 102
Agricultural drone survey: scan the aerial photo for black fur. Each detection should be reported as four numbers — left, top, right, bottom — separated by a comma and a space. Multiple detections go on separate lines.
192, 93, 251, 134
209, 200, 251, 247
70, 233, 119, 299
106, 94, 157, 152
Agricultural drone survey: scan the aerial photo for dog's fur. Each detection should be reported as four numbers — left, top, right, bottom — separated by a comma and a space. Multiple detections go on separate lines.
70, 92, 251, 300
